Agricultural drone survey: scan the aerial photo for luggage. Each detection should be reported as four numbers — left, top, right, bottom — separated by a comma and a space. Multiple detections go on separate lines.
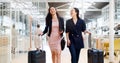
88, 48, 104, 63
88, 49, 98, 63
28, 50, 46, 63
98, 50, 104, 63
28, 35, 46, 63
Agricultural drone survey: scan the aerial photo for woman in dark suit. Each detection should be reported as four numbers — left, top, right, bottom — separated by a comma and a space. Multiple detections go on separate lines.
41, 7, 64, 63
66, 8, 90, 63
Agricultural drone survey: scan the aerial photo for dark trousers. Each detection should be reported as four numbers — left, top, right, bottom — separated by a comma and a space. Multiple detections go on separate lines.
68, 44, 81, 63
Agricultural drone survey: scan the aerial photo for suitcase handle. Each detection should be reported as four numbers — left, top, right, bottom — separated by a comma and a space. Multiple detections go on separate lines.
36, 49, 44, 53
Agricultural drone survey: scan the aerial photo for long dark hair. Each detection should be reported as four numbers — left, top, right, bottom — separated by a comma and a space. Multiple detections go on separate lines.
45, 7, 60, 25
74, 8, 80, 20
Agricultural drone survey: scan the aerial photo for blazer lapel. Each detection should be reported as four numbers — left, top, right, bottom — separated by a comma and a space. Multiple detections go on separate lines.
70, 19, 76, 31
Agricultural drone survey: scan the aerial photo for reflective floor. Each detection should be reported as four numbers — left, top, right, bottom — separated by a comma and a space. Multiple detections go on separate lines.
11, 43, 120, 63
11, 43, 71, 63
0, 40, 120, 63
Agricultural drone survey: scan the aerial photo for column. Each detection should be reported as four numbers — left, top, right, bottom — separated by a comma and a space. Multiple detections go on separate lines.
81, 0, 84, 19
109, 0, 115, 62
29, 15, 32, 50
10, 1, 12, 63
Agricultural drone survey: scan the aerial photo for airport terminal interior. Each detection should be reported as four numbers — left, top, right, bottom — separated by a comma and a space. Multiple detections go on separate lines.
0, 0, 120, 63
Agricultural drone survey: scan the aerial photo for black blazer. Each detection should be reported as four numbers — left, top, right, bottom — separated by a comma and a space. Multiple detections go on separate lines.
43, 17, 64, 37
66, 18, 86, 48
66, 18, 86, 34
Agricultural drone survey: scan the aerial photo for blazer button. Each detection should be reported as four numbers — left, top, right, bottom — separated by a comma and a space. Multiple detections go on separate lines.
72, 34, 73, 36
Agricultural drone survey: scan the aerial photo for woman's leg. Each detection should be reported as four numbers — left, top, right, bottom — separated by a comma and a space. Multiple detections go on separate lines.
69, 44, 77, 63
51, 51, 56, 63
56, 51, 61, 63
12, 47, 15, 54
76, 48, 81, 63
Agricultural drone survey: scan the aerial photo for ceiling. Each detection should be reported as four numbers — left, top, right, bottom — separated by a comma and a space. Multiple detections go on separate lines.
0, 0, 109, 23
48, 2, 109, 22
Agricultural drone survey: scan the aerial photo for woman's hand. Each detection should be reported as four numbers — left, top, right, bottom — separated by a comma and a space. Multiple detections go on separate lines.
39, 32, 43, 36
87, 31, 91, 34
59, 31, 63, 34
84, 30, 91, 35
67, 39, 71, 46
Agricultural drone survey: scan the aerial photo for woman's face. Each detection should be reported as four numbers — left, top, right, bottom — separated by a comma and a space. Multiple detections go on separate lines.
50, 7, 56, 15
70, 8, 77, 18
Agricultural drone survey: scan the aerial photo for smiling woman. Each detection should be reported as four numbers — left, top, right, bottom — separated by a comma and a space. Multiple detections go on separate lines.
66, 8, 90, 63
41, 7, 64, 63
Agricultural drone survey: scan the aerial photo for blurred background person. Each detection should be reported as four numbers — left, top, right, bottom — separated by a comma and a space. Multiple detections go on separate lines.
34, 24, 42, 50
11, 24, 17, 54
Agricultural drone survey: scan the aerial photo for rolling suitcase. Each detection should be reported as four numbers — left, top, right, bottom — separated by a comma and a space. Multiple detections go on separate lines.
88, 48, 104, 63
98, 50, 104, 63
28, 35, 46, 63
88, 49, 98, 63
28, 50, 46, 63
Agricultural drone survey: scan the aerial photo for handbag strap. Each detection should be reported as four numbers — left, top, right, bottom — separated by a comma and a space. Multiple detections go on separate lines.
61, 36, 64, 39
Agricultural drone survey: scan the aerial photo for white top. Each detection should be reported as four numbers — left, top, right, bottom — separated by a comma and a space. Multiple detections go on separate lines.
34, 28, 42, 48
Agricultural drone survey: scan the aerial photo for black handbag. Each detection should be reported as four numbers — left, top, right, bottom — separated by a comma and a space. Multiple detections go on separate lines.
61, 37, 66, 50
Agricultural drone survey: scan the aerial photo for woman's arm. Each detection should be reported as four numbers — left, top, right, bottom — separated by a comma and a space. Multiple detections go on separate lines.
66, 33, 71, 46
81, 20, 91, 34
42, 25, 48, 35
58, 18, 64, 38
39, 23, 49, 36
84, 30, 91, 34
62, 18, 64, 32
66, 20, 71, 46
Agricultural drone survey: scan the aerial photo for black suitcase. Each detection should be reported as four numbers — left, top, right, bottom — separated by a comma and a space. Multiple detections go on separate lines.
28, 50, 46, 63
88, 48, 104, 63
88, 49, 98, 63
98, 50, 104, 63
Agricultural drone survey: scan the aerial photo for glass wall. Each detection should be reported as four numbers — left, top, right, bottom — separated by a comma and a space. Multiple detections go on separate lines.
0, 0, 47, 63
115, 0, 120, 20
0, 2, 11, 63
88, 0, 120, 36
